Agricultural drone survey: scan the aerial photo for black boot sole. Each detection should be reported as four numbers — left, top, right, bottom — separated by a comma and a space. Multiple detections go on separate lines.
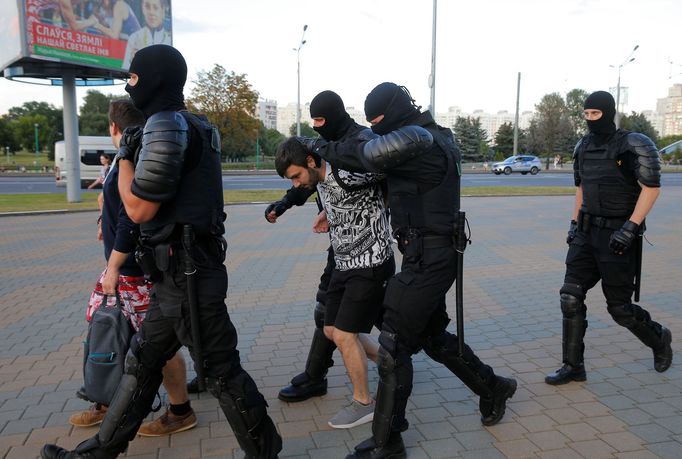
277, 384, 327, 402
544, 370, 587, 385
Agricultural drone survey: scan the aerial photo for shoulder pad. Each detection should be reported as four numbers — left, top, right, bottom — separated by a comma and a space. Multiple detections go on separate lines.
132, 111, 189, 202
625, 132, 661, 187
144, 111, 189, 133
624, 132, 657, 154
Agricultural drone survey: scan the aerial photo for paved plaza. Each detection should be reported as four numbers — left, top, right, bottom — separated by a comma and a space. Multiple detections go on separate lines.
0, 190, 680, 459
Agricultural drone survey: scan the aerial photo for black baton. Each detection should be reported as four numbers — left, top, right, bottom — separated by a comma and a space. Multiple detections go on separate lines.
455, 210, 467, 357
183, 225, 206, 392
634, 232, 643, 302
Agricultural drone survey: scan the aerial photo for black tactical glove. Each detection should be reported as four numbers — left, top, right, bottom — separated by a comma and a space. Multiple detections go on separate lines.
264, 198, 292, 221
117, 126, 143, 162
566, 220, 578, 244
609, 220, 639, 254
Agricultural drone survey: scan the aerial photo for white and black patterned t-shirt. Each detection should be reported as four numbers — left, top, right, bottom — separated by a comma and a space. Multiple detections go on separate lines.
316, 163, 393, 271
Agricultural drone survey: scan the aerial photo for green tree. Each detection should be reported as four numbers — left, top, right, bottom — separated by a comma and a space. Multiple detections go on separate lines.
565, 88, 590, 136
7, 101, 63, 159
259, 124, 285, 157
619, 112, 659, 143
453, 116, 488, 162
658, 134, 682, 150
79, 90, 114, 136
493, 122, 514, 156
187, 64, 260, 161
0, 116, 20, 155
289, 122, 316, 138
527, 92, 580, 155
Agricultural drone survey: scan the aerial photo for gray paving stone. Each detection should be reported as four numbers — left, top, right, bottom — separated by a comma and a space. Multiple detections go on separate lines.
2, 193, 681, 457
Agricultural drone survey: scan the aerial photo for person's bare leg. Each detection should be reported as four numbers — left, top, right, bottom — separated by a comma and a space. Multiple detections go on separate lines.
161, 352, 189, 405
333, 328, 371, 404
358, 333, 379, 363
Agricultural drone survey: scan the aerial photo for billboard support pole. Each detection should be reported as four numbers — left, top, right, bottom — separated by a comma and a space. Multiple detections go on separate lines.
62, 69, 81, 203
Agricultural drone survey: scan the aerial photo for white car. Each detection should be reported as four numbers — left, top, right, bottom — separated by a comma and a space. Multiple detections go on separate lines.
492, 155, 542, 175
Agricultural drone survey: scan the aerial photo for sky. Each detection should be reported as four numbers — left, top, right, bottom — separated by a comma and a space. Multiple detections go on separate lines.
1, 0, 682, 117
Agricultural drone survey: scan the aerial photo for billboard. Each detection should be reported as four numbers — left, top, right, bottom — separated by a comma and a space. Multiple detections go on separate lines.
0, 1, 23, 71
24, 0, 172, 73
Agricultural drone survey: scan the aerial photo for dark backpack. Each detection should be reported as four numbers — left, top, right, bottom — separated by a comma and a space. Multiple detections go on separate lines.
82, 294, 134, 406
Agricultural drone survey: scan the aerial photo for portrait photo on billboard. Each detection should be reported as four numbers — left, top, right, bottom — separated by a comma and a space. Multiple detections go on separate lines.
25, 0, 173, 73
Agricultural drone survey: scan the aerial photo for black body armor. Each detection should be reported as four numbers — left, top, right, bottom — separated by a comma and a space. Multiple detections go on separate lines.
139, 111, 226, 242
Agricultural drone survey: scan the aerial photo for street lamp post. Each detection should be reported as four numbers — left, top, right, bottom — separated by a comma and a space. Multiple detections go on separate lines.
34, 123, 40, 166
294, 25, 308, 137
428, 0, 437, 114
610, 44, 639, 128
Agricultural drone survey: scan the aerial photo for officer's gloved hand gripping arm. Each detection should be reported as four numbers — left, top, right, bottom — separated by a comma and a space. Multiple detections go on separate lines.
609, 133, 661, 254
118, 112, 189, 223
303, 125, 433, 173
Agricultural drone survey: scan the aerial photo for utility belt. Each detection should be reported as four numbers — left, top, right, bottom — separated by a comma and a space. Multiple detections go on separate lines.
135, 233, 226, 282
577, 212, 626, 232
394, 227, 454, 256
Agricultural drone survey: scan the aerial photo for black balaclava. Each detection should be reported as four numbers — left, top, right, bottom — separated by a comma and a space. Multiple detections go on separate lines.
364, 82, 421, 135
125, 44, 187, 119
309, 90, 352, 141
583, 90, 616, 136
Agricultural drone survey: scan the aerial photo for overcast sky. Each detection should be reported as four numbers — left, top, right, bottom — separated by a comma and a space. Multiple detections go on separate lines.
2, 0, 681, 117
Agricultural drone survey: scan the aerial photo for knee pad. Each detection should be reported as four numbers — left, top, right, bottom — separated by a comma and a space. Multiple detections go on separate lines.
377, 330, 398, 378
314, 302, 326, 328
560, 283, 586, 316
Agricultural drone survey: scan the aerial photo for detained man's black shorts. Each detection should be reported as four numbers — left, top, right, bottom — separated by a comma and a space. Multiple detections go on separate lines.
324, 257, 395, 333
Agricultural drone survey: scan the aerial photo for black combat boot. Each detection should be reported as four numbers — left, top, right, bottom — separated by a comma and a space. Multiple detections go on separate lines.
41, 445, 97, 459
610, 303, 673, 373
347, 433, 407, 459
545, 363, 587, 385
653, 327, 673, 372
480, 376, 518, 426
546, 289, 588, 385
278, 327, 334, 402
278, 372, 327, 402
41, 436, 118, 459
423, 331, 515, 426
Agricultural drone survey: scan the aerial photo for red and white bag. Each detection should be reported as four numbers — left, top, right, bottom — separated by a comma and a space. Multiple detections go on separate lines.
86, 269, 152, 332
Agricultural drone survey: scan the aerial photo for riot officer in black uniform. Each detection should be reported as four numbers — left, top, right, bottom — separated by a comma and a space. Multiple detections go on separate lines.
41, 45, 282, 459
545, 90, 673, 385
303, 82, 517, 459
270, 90, 378, 402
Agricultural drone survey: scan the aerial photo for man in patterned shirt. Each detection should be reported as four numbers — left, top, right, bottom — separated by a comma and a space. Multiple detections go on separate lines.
275, 124, 396, 429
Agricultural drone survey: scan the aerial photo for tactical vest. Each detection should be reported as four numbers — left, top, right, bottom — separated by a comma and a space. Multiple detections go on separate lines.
578, 129, 640, 218
388, 125, 460, 235
141, 111, 226, 243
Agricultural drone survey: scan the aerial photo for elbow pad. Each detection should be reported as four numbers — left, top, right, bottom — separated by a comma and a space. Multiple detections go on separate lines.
362, 125, 433, 170
132, 112, 189, 202
626, 133, 661, 187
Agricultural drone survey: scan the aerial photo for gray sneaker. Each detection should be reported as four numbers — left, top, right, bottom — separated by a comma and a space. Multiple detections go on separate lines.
328, 399, 375, 429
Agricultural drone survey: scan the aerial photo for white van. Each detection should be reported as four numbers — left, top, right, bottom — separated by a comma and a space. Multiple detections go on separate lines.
54, 136, 117, 188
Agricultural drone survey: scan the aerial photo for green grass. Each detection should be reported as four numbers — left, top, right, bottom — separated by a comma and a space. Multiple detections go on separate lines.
462, 186, 576, 196
0, 187, 576, 213
4, 150, 53, 168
